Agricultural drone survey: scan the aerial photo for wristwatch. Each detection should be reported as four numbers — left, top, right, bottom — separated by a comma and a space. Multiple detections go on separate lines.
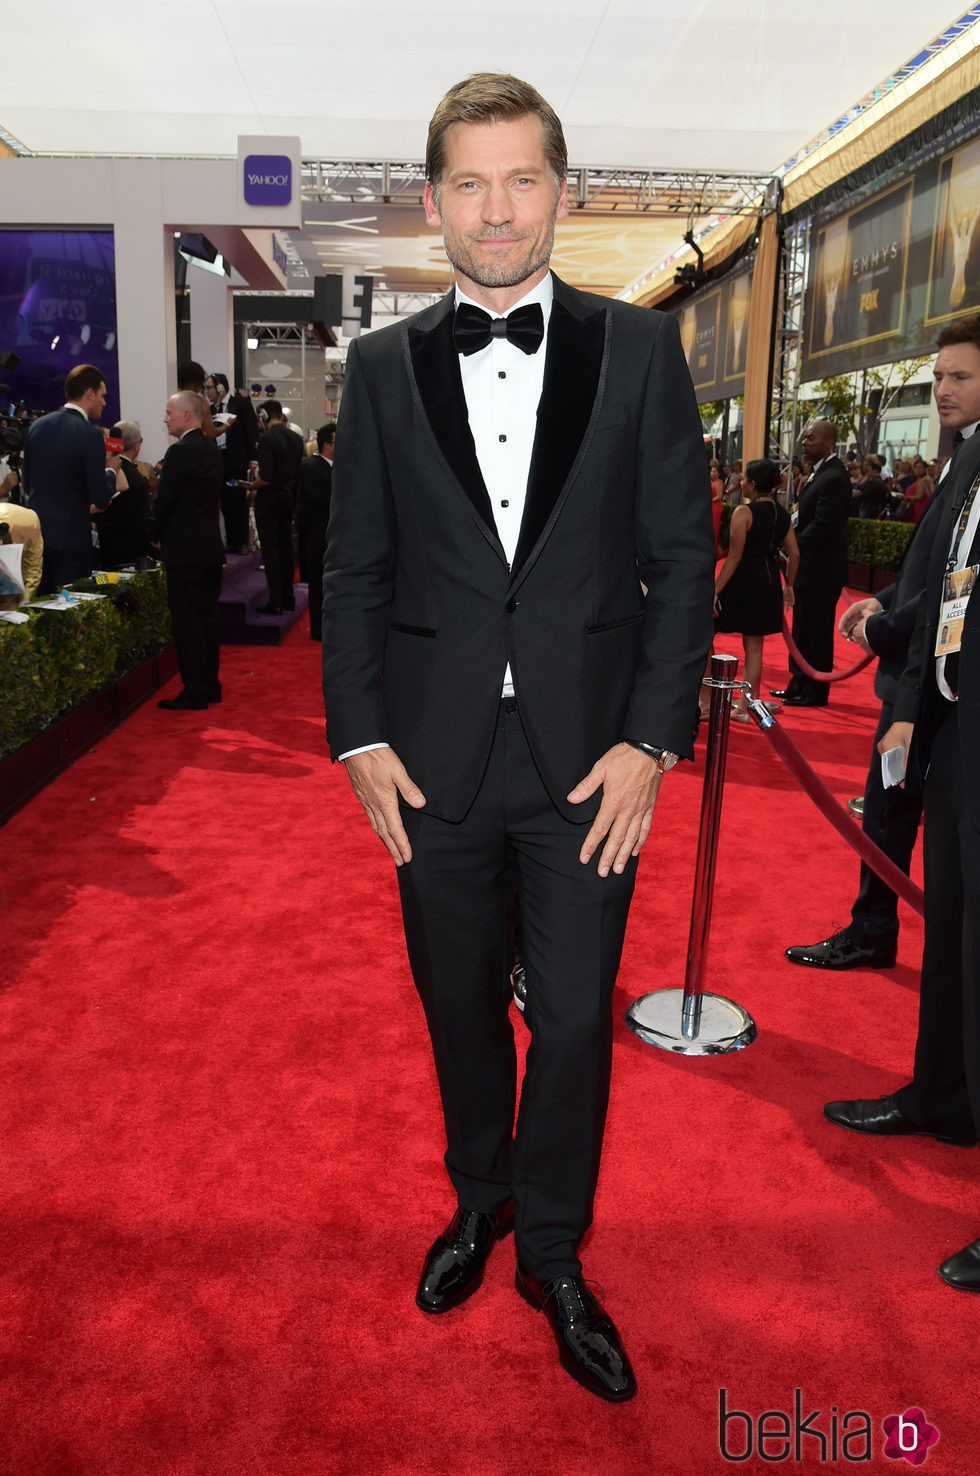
623, 739, 679, 772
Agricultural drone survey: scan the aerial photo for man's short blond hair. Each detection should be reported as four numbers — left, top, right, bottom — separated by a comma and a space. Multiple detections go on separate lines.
425, 73, 567, 199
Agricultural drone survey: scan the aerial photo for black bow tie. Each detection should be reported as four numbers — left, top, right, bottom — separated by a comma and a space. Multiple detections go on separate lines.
453, 301, 545, 357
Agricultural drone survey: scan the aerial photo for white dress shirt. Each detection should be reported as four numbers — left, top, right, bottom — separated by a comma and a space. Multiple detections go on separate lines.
340, 275, 553, 761
937, 421, 980, 701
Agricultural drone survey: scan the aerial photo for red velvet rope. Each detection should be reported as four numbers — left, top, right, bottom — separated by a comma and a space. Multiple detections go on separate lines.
754, 711, 924, 916
781, 614, 874, 684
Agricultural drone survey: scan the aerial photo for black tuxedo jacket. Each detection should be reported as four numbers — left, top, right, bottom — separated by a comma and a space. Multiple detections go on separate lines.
894, 429, 980, 822
297, 454, 333, 521
95, 456, 151, 566
866, 483, 951, 703
23, 407, 112, 551
322, 274, 715, 823
149, 429, 224, 568
795, 455, 851, 589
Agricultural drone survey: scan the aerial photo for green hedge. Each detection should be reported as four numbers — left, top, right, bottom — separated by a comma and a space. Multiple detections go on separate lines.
0, 572, 171, 760
718, 506, 913, 571
845, 518, 914, 571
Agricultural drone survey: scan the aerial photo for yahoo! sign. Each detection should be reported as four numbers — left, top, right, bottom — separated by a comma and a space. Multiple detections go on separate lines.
243, 154, 292, 207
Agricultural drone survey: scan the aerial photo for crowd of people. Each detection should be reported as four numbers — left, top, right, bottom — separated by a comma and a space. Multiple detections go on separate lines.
0, 359, 337, 698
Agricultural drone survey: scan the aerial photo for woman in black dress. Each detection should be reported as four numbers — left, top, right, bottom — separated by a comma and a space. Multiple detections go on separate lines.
714, 458, 799, 722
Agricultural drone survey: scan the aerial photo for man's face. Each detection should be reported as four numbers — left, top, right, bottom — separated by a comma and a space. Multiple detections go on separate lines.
423, 114, 567, 301
205, 378, 218, 404
164, 399, 188, 437
802, 422, 833, 462
933, 343, 980, 430
83, 382, 107, 421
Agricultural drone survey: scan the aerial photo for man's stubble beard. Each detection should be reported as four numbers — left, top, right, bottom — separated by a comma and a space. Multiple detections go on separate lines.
443, 219, 558, 291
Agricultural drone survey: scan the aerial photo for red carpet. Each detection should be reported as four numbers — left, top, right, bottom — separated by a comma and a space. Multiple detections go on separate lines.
1, 605, 976, 1474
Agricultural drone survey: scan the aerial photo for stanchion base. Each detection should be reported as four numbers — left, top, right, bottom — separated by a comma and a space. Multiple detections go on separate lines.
626, 988, 757, 1056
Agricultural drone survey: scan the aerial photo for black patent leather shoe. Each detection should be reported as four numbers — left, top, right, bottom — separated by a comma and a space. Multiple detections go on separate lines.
823, 1093, 976, 1146
416, 1203, 513, 1313
157, 692, 208, 711
938, 1238, 980, 1291
769, 688, 791, 699
516, 1266, 637, 1403
781, 692, 828, 707
785, 930, 896, 970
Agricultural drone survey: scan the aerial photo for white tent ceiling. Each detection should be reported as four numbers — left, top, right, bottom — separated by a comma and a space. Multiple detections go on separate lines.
3, 1, 975, 296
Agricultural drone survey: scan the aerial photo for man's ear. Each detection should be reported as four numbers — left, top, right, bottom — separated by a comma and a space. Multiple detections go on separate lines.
423, 181, 442, 230
556, 176, 569, 224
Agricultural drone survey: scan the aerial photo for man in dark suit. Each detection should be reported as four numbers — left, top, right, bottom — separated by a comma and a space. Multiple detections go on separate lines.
252, 400, 303, 614
93, 420, 151, 568
23, 363, 117, 592
772, 418, 851, 706
821, 316, 980, 1288
296, 422, 333, 641
322, 73, 713, 1401
783, 478, 951, 971
150, 391, 225, 711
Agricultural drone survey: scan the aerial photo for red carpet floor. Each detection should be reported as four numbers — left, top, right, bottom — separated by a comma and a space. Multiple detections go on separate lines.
1, 604, 976, 1474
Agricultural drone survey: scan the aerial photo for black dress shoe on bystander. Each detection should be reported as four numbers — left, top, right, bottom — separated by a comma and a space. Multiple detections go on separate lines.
938, 1238, 980, 1291
157, 692, 208, 711
516, 1265, 637, 1402
823, 1093, 976, 1146
785, 930, 896, 970
416, 1203, 513, 1313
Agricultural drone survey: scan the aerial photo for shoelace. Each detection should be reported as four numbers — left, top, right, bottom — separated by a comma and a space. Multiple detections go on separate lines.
544, 1276, 606, 1320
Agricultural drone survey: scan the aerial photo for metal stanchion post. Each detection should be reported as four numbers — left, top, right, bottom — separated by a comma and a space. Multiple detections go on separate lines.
625, 652, 757, 1056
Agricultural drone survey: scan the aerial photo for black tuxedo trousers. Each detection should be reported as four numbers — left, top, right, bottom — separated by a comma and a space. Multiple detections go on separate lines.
894, 704, 979, 1139
397, 699, 636, 1282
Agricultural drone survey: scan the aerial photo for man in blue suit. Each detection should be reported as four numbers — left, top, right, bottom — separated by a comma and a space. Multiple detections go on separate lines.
23, 364, 116, 593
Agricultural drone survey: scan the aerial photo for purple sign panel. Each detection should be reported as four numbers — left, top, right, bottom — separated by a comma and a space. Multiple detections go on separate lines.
0, 230, 120, 421
243, 155, 292, 207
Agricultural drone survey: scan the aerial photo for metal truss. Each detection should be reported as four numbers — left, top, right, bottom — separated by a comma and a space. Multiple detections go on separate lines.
370, 289, 444, 317
242, 323, 309, 345
301, 160, 770, 219
768, 217, 811, 478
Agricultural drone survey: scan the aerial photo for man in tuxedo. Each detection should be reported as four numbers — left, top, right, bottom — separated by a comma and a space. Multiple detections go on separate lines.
822, 315, 980, 1288
783, 475, 952, 972
207, 372, 251, 554
150, 391, 225, 711
296, 422, 333, 641
322, 73, 713, 1401
252, 400, 302, 614
22, 363, 117, 592
772, 418, 851, 706
93, 420, 151, 568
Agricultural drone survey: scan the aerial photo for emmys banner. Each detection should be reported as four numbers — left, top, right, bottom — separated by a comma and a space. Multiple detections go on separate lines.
925, 135, 980, 326
803, 129, 980, 379
673, 265, 752, 403
806, 181, 912, 370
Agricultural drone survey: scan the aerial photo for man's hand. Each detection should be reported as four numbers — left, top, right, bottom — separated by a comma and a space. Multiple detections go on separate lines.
344, 748, 426, 866
839, 596, 881, 640
568, 742, 664, 876
878, 720, 914, 788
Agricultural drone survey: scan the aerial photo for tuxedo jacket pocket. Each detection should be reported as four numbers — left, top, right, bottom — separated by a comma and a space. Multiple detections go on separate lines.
586, 612, 644, 634
388, 621, 437, 638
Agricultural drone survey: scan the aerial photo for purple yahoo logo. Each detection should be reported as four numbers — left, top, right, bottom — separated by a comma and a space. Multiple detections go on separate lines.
243, 154, 292, 206
882, 1409, 940, 1466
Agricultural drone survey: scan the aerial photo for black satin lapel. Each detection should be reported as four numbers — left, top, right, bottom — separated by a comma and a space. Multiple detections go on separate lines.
408, 310, 495, 530
512, 296, 605, 572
